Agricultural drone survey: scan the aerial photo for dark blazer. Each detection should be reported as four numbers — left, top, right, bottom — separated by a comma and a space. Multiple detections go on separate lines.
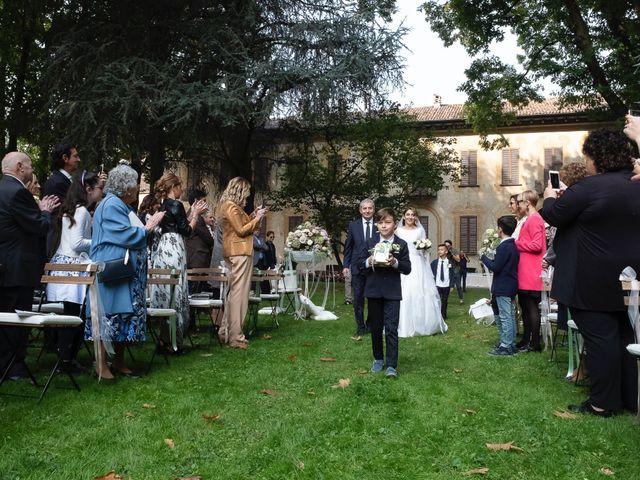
186, 215, 214, 269
252, 234, 269, 268
541, 170, 640, 311
480, 237, 519, 297
430, 258, 454, 288
265, 240, 277, 269
357, 234, 411, 300
160, 198, 191, 236
0, 175, 51, 287
343, 217, 377, 274
43, 169, 72, 205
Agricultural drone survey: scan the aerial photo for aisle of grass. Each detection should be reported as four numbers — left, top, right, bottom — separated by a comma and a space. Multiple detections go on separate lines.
1, 287, 639, 479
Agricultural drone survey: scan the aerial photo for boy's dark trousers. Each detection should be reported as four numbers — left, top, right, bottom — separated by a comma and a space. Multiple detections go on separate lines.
368, 297, 400, 369
436, 286, 450, 319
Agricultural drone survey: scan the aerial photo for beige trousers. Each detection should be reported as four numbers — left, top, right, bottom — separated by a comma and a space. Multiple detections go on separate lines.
221, 255, 252, 344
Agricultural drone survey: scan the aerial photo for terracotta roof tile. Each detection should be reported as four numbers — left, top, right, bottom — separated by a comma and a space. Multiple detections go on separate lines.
406, 97, 589, 122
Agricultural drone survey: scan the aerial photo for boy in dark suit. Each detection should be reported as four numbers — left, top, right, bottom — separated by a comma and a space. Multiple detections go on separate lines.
480, 215, 520, 356
358, 208, 411, 378
431, 245, 453, 319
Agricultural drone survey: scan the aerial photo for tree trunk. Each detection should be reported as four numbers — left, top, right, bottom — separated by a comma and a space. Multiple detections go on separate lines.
7, 4, 37, 151
147, 128, 165, 192
563, 0, 627, 115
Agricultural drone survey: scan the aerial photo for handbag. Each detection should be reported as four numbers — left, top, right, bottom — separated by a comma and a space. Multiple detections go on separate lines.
98, 249, 135, 283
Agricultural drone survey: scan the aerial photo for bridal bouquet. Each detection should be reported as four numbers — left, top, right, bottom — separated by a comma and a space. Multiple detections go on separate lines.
284, 221, 332, 257
413, 238, 432, 251
479, 227, 501, 256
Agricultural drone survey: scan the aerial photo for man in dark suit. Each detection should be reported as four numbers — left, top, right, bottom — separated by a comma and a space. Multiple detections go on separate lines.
43, 142, 81, 209
265, 230, 277, 269
0, 152, 59, 378
343, 198, 376, 339
357, 207, 411, 378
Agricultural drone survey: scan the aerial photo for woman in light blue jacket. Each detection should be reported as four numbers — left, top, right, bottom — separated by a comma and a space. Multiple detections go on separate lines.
89, 162, 163, 379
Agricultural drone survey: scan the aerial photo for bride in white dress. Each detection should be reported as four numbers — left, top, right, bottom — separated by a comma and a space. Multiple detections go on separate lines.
395, 207, 448, 337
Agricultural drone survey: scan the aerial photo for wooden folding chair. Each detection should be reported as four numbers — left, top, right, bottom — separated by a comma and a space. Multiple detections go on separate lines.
146, 268, 180, 372
256, 270, 284, 331
186, 267, 227, 346
0, 262, 97, 402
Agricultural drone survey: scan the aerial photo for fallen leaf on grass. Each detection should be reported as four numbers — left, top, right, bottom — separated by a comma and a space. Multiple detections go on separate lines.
486, 441, 523, 452
553, 410, 577, 420
165, 438, 175, 449
142, 403, 156, 409
200, 353, 213, 357
262, 334, 272, 340
453, 368, 463, 374
202, 414, 221, 422
320, 356, 336, 362
357, 368, 369, 375
600, 467, 615, 476
124, 411, 135, 418
287, 354, 297, 361
296, 461, 305, 470
261, 388, 278, 396
350, 335, 362, 341
307, 390, 316, 395
331, 378, 351, 389
95, 472, 123, 480
463, 467, 489, 476
464, 409, 477, 415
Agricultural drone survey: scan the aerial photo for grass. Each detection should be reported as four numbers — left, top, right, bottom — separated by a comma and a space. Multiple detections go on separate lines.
1, 287, 640, 479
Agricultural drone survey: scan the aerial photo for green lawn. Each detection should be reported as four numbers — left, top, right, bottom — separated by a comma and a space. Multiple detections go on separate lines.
1, 288, 640, 479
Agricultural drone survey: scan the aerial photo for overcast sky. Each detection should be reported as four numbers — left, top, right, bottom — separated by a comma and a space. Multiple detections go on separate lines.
388, 0, 525, 108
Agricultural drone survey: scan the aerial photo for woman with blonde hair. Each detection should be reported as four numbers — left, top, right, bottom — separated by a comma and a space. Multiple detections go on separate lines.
151, 172, 207, 353
218, 177, 266, 349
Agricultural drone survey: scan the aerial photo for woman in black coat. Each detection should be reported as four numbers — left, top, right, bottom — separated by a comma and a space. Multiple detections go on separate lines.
541, 129, 640, 416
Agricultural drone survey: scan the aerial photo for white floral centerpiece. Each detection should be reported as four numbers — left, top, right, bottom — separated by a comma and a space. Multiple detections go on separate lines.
413, 238, 432, 251
479, 227, 501, 257
285, 221, 332, 262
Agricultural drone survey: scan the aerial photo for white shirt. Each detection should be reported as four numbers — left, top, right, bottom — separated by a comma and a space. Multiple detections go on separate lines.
54, 205, 92, 258
512, 216, 526, 240
435, 257, 450, 288
59, 168, 72, 181
361, 217, 374, 240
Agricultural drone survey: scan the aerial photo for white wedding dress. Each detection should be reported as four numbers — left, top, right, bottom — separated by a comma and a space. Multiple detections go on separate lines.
396, 225, 448, 337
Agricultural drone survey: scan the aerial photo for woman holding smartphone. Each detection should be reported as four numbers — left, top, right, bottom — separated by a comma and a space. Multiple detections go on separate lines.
218, 177, 266, 349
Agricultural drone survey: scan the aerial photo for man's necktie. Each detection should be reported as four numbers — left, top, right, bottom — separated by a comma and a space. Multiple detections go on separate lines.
365, 221, 371, 240
440, 260, 445, 282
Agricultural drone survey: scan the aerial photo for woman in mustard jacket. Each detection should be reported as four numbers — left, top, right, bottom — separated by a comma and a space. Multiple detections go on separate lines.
218, 177, 266, 349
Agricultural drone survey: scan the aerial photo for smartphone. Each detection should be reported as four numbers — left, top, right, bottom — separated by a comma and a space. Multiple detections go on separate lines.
549, 170, 560, 190
629, 109, 640, 117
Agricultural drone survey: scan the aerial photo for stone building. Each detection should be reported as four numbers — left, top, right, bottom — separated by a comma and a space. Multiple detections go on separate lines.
170, 97, 613, 270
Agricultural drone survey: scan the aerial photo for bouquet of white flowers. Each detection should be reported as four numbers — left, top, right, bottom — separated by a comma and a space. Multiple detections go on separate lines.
479, 227, 501, 256
284, 221, 332, 257
413, 238, 432, 251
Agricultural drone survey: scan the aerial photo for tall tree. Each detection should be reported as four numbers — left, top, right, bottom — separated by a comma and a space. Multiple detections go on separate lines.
421, 0, 640, 145
270, 105, 460, 266
0, 0, 52, 156
41, 0, 406, 187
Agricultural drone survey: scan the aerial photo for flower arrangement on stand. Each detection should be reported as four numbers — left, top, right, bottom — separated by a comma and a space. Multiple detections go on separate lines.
479, 228, 501, 258
284, 221, 332, 262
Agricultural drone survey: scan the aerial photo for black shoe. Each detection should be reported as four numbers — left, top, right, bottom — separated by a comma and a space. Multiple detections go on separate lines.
568, 401, 615, 418
7, 362, 30, 380
517, 344, 532, 353
57, 360, 85, 376
116, 370, 141, 379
